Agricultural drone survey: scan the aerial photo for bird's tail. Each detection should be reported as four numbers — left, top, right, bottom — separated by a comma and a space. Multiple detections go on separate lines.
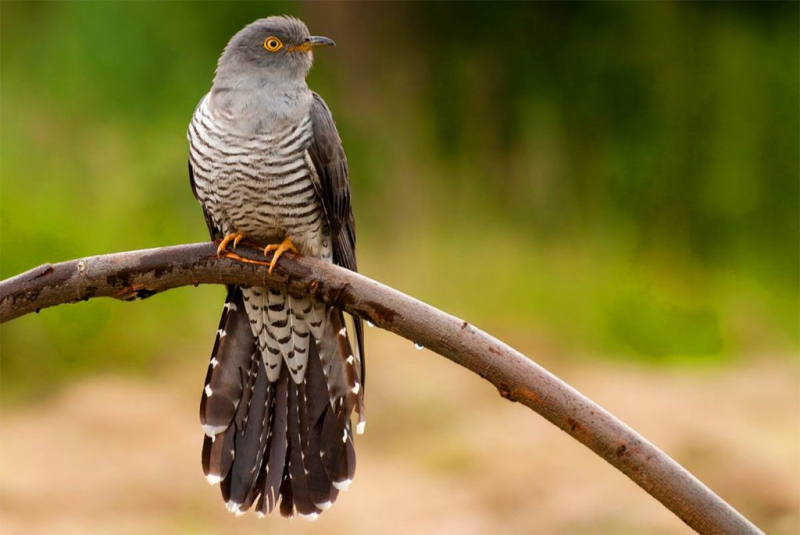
199, 285, 364, 519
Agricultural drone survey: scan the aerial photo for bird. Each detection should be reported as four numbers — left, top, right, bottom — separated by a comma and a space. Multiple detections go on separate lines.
187, 16, 365, 520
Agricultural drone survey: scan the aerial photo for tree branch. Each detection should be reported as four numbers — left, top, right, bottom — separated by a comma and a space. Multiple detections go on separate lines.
0, 242, 762, 534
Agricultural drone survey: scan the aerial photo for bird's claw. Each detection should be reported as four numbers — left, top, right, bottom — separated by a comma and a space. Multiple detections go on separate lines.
217, 232, 247, 257
264, 238, 298, 274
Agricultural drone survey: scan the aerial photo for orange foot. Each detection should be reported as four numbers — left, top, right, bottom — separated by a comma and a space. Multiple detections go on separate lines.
264, 237, 298, 274
216, 231, 247, 257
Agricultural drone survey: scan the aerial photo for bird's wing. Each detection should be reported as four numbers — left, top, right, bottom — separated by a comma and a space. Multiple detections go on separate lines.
307, 92, 365, 381
307, 92, 356, 271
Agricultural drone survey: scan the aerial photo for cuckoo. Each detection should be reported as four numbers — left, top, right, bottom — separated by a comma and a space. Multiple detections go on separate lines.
187, 16, 365, 519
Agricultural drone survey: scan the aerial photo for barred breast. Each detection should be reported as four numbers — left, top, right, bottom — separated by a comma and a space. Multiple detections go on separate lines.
188, 94, 330, 260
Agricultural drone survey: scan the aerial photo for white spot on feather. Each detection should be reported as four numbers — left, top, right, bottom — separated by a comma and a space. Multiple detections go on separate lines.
204, 385, 213, 397
315, 500, 333, 511
202, 423, 226, 437
332, 478, 352, 491
338, 327, 347, 337
298, 512, 319, 522
346, 355, 354, 364
206, 473, 223, 485
210, 357, 219, 368
226, 500, 243, 514
218, 329, 227, 338
352, 383, 360, 395
357, 420, 366, 435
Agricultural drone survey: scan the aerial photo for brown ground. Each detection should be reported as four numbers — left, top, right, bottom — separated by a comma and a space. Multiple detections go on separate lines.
1, 330, 798, 535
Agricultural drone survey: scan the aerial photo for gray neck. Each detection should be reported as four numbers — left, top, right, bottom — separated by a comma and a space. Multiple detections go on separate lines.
209, 71, 312, 133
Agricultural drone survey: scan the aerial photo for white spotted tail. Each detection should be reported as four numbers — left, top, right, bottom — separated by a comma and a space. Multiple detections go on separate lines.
199, 285, 365, 518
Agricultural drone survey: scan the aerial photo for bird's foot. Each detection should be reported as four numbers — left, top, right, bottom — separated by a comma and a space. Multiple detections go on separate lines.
216, 231, 247, 257
264, 238, 298, 274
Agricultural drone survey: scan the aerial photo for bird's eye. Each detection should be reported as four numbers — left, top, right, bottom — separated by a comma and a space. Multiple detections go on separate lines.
263, 37, 283, 52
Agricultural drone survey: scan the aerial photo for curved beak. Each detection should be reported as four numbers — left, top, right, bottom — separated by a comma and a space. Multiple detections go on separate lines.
308, 36, 335, 48
291, 36, 335, 53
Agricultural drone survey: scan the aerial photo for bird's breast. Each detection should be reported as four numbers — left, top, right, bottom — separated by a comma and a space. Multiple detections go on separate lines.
189, 97, 328, 257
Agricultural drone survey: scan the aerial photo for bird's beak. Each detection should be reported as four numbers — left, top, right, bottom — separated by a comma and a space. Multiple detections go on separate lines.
290, 36, 335, 53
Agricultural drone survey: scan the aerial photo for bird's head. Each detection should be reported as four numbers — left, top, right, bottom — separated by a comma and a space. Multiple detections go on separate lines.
216, 16, 334, 84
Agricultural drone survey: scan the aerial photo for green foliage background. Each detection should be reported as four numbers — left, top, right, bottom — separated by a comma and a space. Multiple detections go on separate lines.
1, 2, 797, 398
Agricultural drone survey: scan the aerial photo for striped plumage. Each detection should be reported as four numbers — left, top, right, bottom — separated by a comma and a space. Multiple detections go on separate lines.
187, 16, 365, 520
190, 98, 327, 259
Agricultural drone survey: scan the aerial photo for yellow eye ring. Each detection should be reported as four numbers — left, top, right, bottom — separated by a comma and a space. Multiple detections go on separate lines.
263, 37, 283, 52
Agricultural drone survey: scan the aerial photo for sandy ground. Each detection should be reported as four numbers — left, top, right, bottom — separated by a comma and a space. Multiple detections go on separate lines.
1, 329, 798, 535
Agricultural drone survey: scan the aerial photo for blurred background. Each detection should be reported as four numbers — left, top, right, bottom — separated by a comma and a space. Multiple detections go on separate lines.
1, 2, 798, 534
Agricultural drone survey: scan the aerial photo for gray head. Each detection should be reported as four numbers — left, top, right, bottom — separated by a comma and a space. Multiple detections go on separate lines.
213, 16, 334, 91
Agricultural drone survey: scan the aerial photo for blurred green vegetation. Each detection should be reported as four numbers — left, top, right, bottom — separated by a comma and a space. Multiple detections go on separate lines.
1, 2, 797, 399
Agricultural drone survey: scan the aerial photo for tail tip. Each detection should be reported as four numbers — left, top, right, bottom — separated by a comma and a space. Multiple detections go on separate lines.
332, 478, 353, 492
205, 473, 224, 485
226, 500, 245, 516
202, 423, 227, 437
298, 512, 320, 522
315, 500, 333, 511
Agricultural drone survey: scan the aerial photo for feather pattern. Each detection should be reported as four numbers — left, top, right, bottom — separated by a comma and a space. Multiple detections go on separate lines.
188, 18, 365, 518
189, 120, 364, 517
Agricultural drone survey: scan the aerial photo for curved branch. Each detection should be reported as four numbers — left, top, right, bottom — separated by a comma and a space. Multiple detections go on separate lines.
0, 242, 762, 535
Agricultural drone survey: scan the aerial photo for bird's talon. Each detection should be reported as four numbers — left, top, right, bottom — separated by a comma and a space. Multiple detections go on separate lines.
264, 238, 298, 274
217, 231, 247, 257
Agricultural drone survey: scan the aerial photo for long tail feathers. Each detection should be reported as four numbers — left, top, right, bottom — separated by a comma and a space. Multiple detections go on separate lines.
199, 285, 365, 519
